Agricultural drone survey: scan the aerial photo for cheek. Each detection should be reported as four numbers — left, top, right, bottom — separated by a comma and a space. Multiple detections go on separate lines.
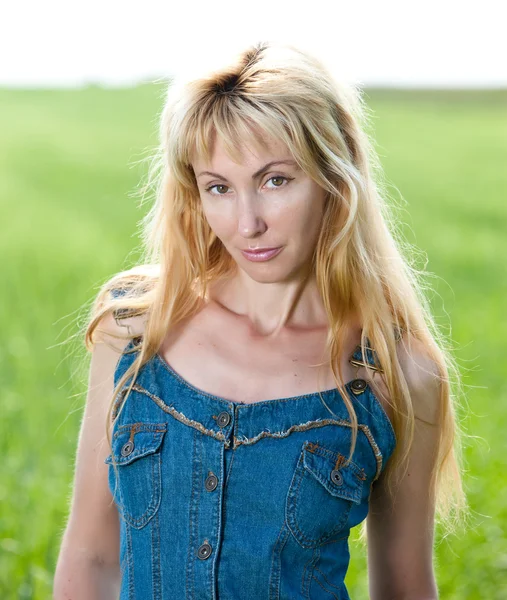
301, 190, 326, 234
277, 182, 325, 228
280, 201, 323, 237
202, 203, 235, 240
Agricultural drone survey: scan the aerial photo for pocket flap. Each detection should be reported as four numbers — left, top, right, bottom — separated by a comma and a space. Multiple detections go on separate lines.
104, 422, 167, 466
302, 441, 364, 504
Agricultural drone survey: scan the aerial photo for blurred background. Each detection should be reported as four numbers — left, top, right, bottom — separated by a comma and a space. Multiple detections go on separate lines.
1, 1, 506, 598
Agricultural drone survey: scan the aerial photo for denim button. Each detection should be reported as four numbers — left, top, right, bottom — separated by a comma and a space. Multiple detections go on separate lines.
197, 542, 212, 560
121, 441, 135, 457
217, 411, 231, 427
205, 473, 218, 491
350, 378, 367, 395
330, 469, 343, 486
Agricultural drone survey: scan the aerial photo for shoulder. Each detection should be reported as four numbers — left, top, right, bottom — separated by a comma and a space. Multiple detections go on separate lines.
395, 333, 442, 424
90, 266, 156, 351
90, 272, 148, 353
112, 309, 147, 338
92, 310, 147, 354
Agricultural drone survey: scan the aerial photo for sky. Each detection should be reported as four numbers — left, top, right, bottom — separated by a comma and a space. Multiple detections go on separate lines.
1, 0, 505, 89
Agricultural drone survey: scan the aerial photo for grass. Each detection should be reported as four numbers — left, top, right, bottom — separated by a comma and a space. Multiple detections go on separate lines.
0, 83, 505, 599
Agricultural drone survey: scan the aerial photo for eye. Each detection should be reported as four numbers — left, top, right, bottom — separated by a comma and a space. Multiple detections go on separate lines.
265, 176, 292, 189
205, 184, 230, 195
204, 176, 293, 196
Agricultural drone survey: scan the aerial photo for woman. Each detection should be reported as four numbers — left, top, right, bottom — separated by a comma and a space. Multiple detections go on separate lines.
54, 41, 467, 599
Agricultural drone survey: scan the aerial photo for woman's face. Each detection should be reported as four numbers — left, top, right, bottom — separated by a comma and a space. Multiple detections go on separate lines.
192, 134, 327, 283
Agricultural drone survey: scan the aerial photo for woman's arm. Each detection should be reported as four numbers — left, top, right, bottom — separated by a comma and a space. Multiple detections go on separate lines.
53, 313, 139, 599
367, 338, 442, 600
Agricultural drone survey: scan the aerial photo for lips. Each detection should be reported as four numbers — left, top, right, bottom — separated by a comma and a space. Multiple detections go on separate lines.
240, 246, 283, 262
243, 247, 280, 253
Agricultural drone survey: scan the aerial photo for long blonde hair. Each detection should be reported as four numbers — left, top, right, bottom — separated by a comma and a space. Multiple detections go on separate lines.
86, 41, 468, 537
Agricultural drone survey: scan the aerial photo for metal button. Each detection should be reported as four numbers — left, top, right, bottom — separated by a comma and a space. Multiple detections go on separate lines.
121, 441, 135, 457
197, 542, 212, 560
350, 378, 367, 395
205, 473, 218, 492
331, 469, 343, 486
217, 411, 231, 427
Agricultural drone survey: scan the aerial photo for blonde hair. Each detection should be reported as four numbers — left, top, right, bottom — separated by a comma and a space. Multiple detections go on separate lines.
86, 41, 468, 538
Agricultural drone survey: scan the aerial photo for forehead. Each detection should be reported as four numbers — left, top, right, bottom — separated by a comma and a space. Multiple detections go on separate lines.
191, 129, 293, 170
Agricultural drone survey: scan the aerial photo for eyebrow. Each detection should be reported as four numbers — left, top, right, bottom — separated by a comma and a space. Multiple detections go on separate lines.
196, 159, 299, 180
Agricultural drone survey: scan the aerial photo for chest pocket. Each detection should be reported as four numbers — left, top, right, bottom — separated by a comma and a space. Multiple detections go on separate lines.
285, 440, 365, 549
104, 422, 167, 529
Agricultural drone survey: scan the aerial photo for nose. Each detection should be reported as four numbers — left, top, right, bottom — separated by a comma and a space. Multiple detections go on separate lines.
236, 196, 267, 238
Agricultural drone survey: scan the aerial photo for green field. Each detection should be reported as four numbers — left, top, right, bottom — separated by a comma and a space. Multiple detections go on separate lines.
0, 84, 505, 598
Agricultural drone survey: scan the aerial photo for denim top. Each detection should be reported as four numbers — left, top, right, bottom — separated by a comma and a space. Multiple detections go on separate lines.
105, 335, 396, 600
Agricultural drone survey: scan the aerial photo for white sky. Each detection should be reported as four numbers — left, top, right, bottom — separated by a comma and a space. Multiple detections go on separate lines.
1, 0, 506, 88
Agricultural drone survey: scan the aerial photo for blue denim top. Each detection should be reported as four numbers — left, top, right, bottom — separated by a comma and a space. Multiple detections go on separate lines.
105, 336, 396, 599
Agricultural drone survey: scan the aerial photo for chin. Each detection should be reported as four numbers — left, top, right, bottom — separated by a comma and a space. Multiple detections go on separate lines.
238, 264, 293, 284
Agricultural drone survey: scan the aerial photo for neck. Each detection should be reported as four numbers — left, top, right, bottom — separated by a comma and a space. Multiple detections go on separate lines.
208, 268, 329, 338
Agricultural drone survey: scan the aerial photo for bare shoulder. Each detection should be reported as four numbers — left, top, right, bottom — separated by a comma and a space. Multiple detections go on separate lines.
396, 333, 442, 424
93, 310, 147, 354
